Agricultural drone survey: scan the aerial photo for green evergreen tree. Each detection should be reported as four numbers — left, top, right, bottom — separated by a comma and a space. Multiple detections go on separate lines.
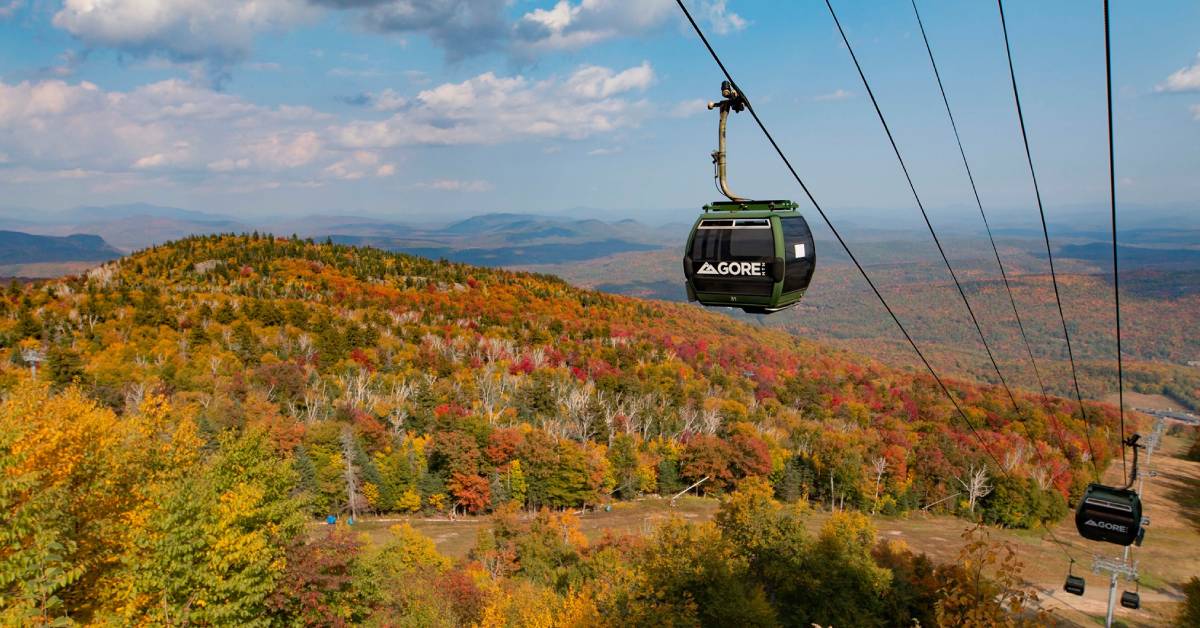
46, 345, 84, 386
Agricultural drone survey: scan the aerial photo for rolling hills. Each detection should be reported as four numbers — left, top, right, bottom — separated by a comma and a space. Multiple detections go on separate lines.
528, 232, 1200, 411
0, 234, 1135, 624
323, 213, 669, 266
1, 204, 674, 268
0, 230, 121, 265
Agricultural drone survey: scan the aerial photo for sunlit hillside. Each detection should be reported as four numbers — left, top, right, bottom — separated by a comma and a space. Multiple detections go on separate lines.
0, 235, 1130, 624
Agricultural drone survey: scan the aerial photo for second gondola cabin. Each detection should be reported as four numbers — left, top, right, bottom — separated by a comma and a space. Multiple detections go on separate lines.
683, 199, 815, 314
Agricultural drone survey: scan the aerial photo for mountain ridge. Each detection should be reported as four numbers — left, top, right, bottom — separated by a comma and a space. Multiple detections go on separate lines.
0, 230, 122, 265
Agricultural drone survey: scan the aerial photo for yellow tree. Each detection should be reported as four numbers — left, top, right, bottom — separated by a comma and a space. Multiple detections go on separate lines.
935, 525, 1046, 627
0, 383, 197, 622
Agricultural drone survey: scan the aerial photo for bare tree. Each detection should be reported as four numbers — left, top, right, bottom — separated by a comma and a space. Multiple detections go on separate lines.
297, 333, 315, 363
124, 382, 148, 414
678, 407, 700, 439
871, 456, 888, 514
596, 391, 621, 446
1030, 467, 1052, 492
340, 368, 372, 410
385, 380, 415, 434
300, 380, 330, 424
555, 382, 595, 442
1002, 442, 1027, 473
699, 405, 721, 435
956, 465, 993, 513
341, 426, 365, 520
475, 368, 505, 425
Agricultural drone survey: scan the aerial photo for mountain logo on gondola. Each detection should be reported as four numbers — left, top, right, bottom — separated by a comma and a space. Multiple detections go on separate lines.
1084, 519, 1128, 533
696, 261, 766, 277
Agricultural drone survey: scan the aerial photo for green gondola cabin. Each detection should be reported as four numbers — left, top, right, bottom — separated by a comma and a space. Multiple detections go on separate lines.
683, 199, 815, 314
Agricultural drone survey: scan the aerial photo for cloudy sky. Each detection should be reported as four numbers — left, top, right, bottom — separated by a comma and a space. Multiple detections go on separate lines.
0, 0, 1197, 222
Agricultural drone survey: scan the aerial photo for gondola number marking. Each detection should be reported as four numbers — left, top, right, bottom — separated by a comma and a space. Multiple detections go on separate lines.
697, 262, 766, 277
794, 244, 806, 258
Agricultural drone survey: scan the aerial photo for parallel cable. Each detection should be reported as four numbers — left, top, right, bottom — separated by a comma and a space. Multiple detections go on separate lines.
910, 0, 1048, 402
825, 0, 1021, 413
841, 3, 1079, 562
1042, 520, 1080, 566
1103, 0, 1129, 484
671, 0, 1081, 565
672, 0, 1005, 474
909, 0, 1083, 501
996, 0, 1101, 481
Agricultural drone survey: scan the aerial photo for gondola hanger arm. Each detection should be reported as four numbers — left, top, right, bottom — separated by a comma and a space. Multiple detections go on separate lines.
709, 81, 749, 203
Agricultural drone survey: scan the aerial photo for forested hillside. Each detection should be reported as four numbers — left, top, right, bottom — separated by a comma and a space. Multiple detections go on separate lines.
0, 234, 1121, 624
533, 243, 1200, 410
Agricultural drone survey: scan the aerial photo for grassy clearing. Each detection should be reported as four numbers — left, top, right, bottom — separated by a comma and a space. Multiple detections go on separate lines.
324, 496, 720, 561
326, 433, 1198, 627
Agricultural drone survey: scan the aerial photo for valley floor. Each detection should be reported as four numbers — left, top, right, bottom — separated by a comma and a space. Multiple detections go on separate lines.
332, 431, 1199, 627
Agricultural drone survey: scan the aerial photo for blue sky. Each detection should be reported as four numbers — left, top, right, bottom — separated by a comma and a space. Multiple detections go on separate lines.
0, 0, 1197, 225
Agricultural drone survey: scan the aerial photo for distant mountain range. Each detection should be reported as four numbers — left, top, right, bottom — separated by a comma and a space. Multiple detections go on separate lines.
322, 213, 668, 267
0, 203, 246, 251
6, 201, 1195, 275
0, 204, 673, 269
0, 231, 122, 265
1058, 242, 1200, 269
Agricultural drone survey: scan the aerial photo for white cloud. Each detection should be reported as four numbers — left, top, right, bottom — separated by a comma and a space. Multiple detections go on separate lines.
52, 0, 317, 68
0, 78, 332, 180
513, 0, 742, 55
44, 0, 739, 76
0, 0, 20, 18
813, 88, 853, 102
322, 150, 394, 180
587, 147, 621, 156
0, 62, 653, 190
333, 62, 654, 148
1157, 53, 1200, 93
132, 154, 169, 169
565, 62, 654, 99
415, 178, 493, 192
369, 88, 408, 111
246, 132, 322, 169
514, 0, 674, 53
701, 0, 746, 35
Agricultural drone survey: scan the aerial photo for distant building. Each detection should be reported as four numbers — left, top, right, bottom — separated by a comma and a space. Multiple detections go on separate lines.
1136, 407, 1200, 426
1187, 360, 1200, 367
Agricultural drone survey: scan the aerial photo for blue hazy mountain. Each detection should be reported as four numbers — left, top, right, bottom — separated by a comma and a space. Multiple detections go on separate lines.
0, 231, 122, 265
322, 213, 669, 267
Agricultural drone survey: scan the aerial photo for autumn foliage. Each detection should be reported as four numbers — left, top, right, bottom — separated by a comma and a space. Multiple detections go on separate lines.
0, 234, 1115, 623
